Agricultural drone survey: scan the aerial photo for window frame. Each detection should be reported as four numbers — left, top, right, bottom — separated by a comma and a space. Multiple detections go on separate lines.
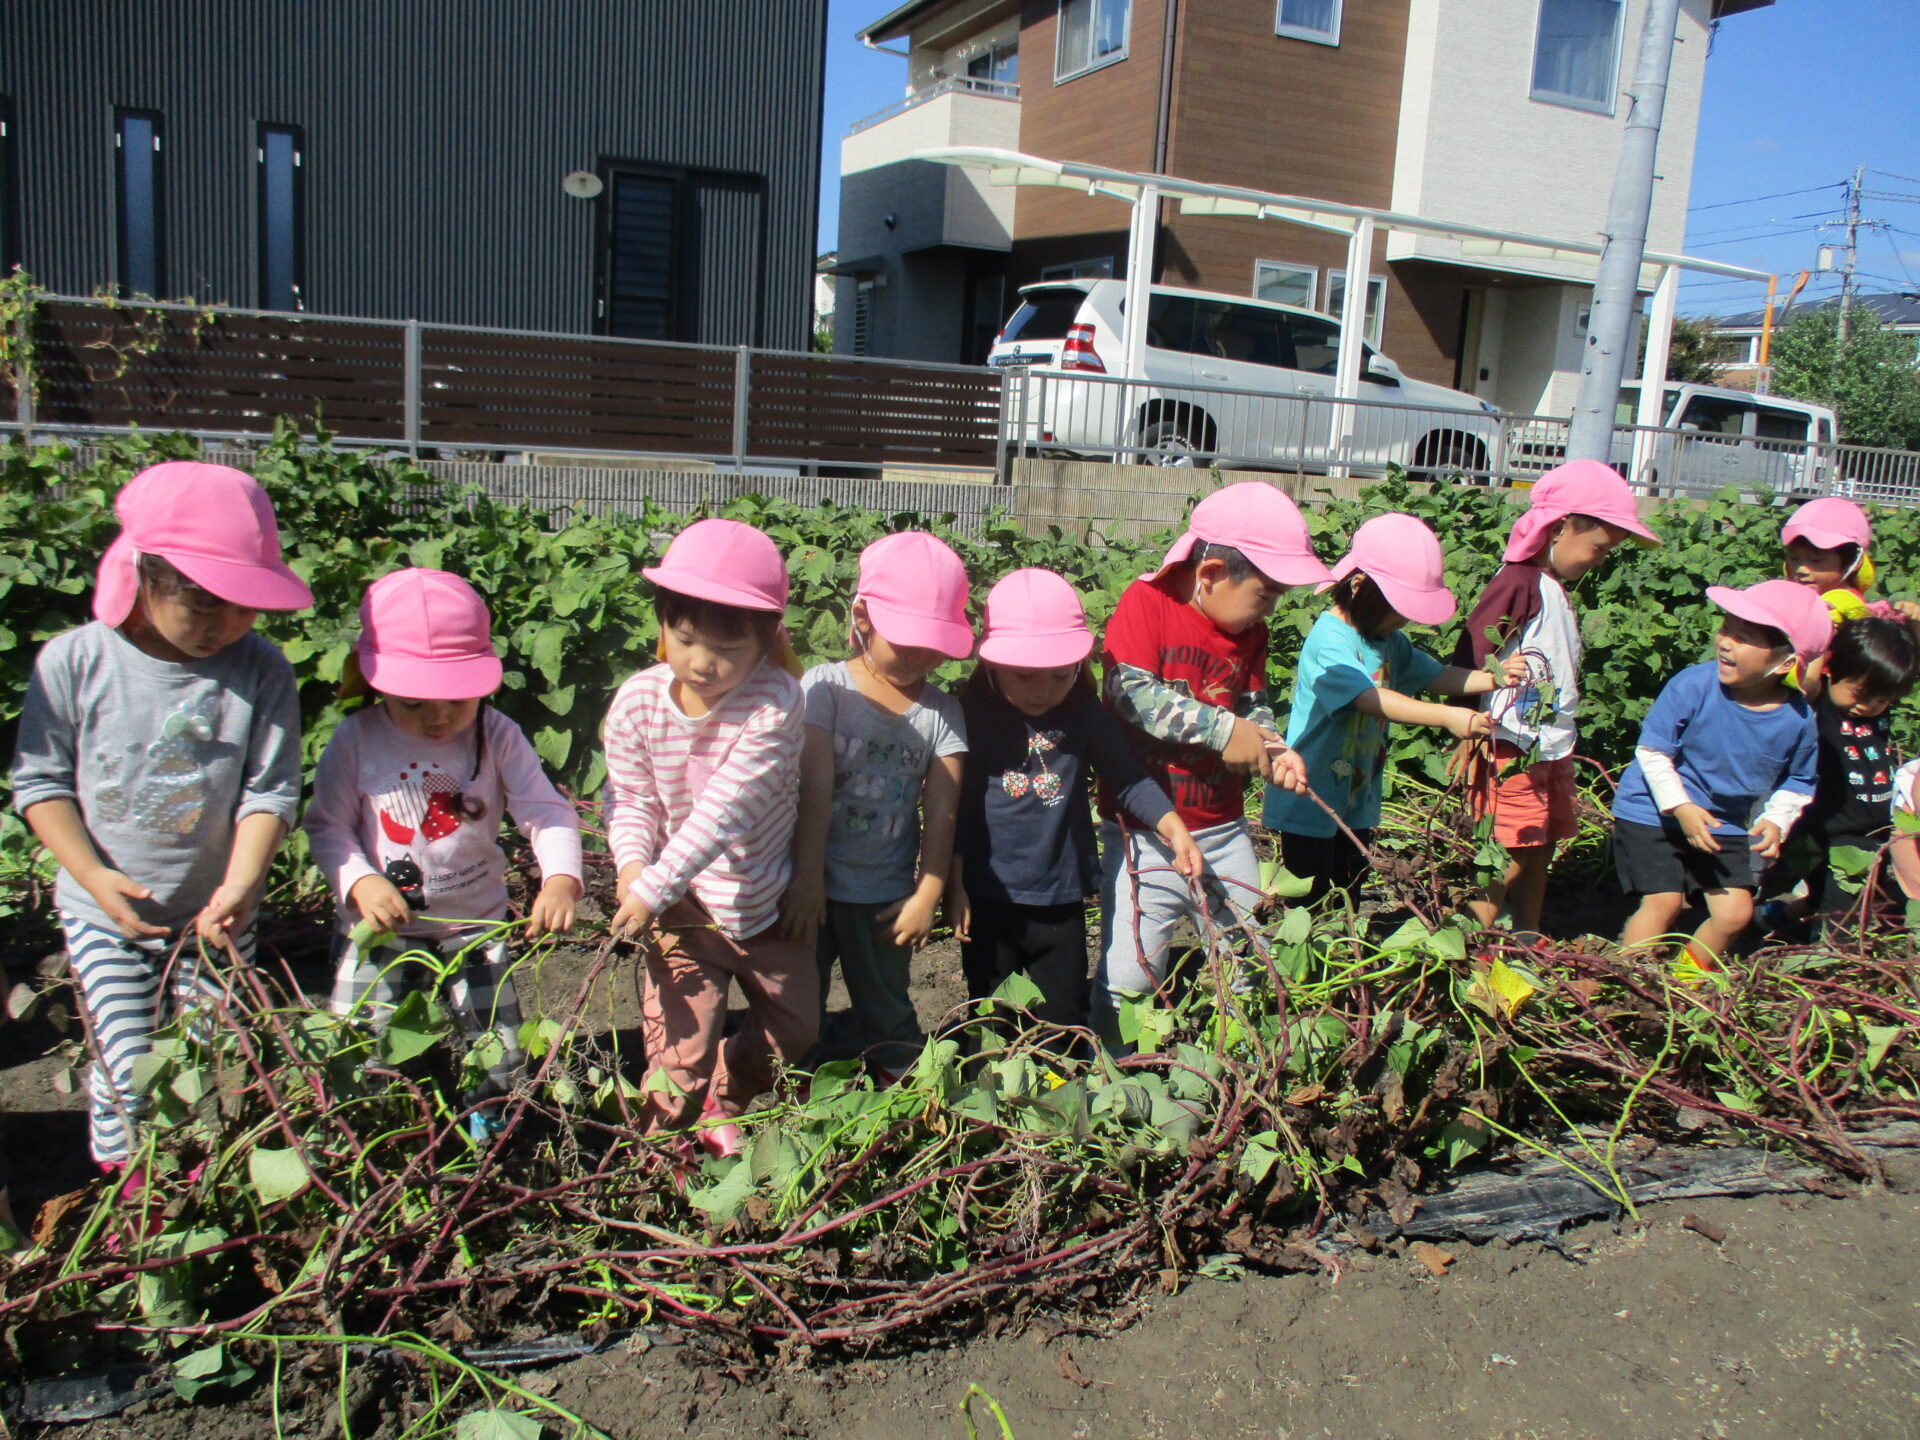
1252, 259, 1318, 310
1274, 0, 1342, 46
1054, 0, 1132, 84
255, 122, 305, 312
1529, 0, 1624, 116
1325, 269, 1387, 348
1040, 256, 1114, 281
113, 106, 167, 299
965, 43, 1019, 85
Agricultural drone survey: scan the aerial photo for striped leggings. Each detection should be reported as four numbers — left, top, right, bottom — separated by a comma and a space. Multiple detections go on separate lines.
330, 930, 523, 1098
61, 912, 254, 1164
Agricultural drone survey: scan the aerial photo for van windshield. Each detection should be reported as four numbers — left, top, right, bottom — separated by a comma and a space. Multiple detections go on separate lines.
997, 289, 1085, 345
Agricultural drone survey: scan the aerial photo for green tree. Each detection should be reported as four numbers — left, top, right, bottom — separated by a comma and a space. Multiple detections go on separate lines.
1640, 312, 1740, 384
1770, 308, 1920, 449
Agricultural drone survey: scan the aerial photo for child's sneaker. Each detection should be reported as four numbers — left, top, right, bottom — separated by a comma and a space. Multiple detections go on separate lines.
466, 1107, 506, 1143
694, 1103, 743, 1158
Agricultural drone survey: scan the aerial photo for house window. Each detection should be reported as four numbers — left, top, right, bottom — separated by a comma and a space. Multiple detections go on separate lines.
256, 124, 304, 311
1531, 0, 1623, 114
1275, 0, 1341, 45
0, 99, 18, 277
1055, 0, 1130, 82
1326, 270, 1386, 347
1040, 256, 1114, 281
1253, 260, 1317, 309
114, 108, 166, 298
966, 44, 1019, 86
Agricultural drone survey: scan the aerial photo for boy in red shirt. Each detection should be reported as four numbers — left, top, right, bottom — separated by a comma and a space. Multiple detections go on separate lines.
1095, 482, 1329, 1043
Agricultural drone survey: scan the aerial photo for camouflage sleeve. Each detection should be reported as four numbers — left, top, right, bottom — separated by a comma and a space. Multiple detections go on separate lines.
1104, 662, 1235, 751
1234, 689, 1278, 733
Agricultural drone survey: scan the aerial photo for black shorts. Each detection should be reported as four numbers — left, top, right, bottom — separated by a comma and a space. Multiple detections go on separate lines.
1614, 818, 1756, 897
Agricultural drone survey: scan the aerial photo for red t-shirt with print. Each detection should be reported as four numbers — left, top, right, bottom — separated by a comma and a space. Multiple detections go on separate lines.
1100, 574, 1267, 829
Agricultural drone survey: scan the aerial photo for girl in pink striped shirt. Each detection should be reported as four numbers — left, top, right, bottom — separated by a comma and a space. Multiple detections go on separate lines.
601, 519, 811, 1156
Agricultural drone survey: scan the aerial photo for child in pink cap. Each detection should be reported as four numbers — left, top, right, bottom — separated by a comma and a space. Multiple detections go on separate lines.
304, 569, 584, 1137
1780, 497, 1913, 630
601, 519, 812, 1154
1095, 482, 1326, 1047
1612, 579, 1826, 969
1450, 459, 1659, 936
948, 569, 1201, 1043
1264, 514, 1526, 908
782, 531, 971, 1079
12, 461, 312, 1170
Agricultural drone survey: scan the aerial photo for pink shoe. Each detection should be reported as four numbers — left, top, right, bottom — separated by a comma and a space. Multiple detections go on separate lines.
695, 1106, 744, 1158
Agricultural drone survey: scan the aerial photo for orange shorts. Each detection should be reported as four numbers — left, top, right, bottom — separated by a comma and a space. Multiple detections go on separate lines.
1471, 744, 1578, 849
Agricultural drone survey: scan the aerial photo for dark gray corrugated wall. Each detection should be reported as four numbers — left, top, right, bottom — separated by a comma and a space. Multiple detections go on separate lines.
0, 0, 826, 348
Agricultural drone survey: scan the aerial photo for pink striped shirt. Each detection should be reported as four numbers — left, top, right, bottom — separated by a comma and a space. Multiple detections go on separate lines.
601, 661, 803, 939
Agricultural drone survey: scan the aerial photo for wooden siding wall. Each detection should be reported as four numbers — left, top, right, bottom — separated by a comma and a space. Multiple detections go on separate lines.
1007, 0, 1464, 388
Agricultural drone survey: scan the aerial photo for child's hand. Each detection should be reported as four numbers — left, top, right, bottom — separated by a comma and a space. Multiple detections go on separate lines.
1894, 599, 1920, 623
1673, 803, 1723, 854
1749, 819, 1785, 862
778, 868, 827, 942
1167, 828, 1205, 879
1445, 708, 1493, 741
194, 882, 258, 946
609, 881, 656, 944
82, 868, 168, 940
349, 874, 414, 936
524, 875, 582, 937
1221, 718, 1277, 779
1265, 740, 1308, 796
947, 887, 972, 943
878, 893, 936, 951
1498, 654, 1532, 687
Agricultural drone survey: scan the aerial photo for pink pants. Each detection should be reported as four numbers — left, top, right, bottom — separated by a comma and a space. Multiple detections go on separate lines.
638, 900, 819, 1130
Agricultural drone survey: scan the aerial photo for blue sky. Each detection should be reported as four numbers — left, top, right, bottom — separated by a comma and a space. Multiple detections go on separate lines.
817, 0, 1920, 319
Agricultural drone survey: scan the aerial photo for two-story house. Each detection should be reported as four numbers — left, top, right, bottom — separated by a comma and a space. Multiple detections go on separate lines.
835, 0, 1771, 415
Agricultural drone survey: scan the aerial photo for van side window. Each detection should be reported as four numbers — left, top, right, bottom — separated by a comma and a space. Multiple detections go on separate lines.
1285, 313, 1340, 375
1677, 394, 1748, 436
1754, 408, 1810, 443
1191, 300, 1290, 367
1145, 293, 1197, 353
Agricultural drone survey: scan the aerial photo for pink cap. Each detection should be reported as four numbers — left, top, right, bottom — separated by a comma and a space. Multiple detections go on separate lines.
978, 569, 1095, 668
1782, 497, 1871, 552
1321, 512, 1456, 626
856, 531, 974, 659
357, 569, 503, 700
642, 519, 788, 613
1503, 459, 1660, 564
93, 461, 313, 625
1152, 481, 1331, 587
1707, 578, 1834, 672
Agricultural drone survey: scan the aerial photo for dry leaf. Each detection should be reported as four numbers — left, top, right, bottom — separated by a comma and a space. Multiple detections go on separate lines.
1681, 1212, 1727, 1245
1056, 1350, 1091, 1388
1409, 1240, 1455, 1277
1286, 1084, 1326, 1107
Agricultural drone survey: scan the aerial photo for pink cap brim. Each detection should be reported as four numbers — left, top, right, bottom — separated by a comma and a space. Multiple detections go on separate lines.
643, 564, 786, 614
360, 647, 504, 702
978, 629, 1095, 669
1150, 531, 1331, 587
167, 548, 314, 612
1370, 571, 1457, 626
1783, 520, 1865, 551
863, 598, 975, 660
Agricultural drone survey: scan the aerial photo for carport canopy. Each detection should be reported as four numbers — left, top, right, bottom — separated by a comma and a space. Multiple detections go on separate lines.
910, 146, 1771, 447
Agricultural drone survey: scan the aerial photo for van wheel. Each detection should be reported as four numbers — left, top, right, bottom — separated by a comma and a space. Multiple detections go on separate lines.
1141, 418, 1203, 467
1411, 432, 1488, 486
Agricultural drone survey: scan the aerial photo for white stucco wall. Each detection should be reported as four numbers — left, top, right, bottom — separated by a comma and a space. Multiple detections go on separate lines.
840, 88, 1020, 249
1387, 0, 1710, 279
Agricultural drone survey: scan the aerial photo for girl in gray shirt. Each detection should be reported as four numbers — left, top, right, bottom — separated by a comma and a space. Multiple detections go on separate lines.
11, 462, 311, 1171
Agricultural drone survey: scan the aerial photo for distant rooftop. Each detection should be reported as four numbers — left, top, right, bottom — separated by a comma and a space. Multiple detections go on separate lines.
1715, 292, 1920, 330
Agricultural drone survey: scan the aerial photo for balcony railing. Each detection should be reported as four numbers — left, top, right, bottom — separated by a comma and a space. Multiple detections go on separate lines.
845, 75, 1021, 136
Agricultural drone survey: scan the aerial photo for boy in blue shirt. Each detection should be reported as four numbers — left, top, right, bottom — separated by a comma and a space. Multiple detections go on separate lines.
1613, 580, 1830, 969
1265, 513, 1523, 906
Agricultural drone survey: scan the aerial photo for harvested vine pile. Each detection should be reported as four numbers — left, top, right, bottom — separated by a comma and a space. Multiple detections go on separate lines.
5, 825, 1919, 1435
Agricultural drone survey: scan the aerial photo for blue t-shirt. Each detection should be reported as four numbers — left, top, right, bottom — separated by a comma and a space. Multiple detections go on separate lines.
1263, 610, 1444, 837
1612, 662, 1818, 839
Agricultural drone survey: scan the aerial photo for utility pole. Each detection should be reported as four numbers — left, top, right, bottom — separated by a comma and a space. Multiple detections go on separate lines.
1565, 0, 1685, 465
1838, 164, 1863, 345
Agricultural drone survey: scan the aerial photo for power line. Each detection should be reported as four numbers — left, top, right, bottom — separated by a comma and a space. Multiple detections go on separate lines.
1685, 226, 1825, 250
1687, 182, 1843, 212
1869, 166, 1920, 189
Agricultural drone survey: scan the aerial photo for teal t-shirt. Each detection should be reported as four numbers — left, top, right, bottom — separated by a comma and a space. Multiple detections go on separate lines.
1263, 610, 1443, 837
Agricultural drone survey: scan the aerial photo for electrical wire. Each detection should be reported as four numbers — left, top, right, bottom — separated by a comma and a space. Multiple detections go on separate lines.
1687, 183, 1844, 213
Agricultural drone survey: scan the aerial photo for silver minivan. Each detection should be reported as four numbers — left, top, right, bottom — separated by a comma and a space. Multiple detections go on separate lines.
989, 279, 1501, 479
1612, 381, 1838, 496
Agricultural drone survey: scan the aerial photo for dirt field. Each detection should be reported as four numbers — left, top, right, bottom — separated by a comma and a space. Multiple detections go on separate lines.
8, 926, 1920, 1438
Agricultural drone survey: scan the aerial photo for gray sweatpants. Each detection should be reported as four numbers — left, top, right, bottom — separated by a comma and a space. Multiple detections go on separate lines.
1093, 818, 1264, 1045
